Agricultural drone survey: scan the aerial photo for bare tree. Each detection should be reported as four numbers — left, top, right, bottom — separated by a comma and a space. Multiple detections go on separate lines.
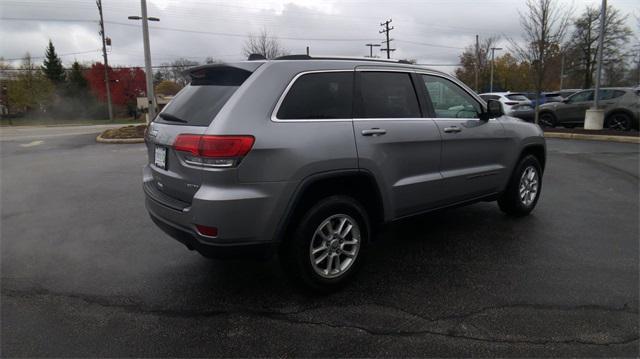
509, 0, 571, 123
159, 58, 200, 87
455, 36, 501, 92
566, 5, 632, 88
243, 29, 288, 59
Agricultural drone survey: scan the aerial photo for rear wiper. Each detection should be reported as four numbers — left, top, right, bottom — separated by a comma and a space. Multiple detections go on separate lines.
159, 113, 187, 123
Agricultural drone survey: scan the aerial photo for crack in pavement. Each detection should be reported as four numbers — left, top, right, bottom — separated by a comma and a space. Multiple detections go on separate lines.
3, 287, 638, 347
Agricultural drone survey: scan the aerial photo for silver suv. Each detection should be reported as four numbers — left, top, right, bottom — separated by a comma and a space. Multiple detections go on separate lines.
143, 56, 546, 291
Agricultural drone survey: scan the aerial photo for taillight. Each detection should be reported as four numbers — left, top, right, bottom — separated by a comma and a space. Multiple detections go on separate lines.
195, 224, 218, 237
174, 134, 254, 168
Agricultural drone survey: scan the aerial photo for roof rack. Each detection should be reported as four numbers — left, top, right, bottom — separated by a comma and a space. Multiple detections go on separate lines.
272, 54, 414, 64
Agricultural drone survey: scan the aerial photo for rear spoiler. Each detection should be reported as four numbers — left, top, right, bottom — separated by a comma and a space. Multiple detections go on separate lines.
185, 61, 265, 81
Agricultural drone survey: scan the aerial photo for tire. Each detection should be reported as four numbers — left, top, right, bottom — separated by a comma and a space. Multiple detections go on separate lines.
280, 195, 370, 292
538, 112, 557, 128
498, 155, 543, 217
605, 113, 632, 131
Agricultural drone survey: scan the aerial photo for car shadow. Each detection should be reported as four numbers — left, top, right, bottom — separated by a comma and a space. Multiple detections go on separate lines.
168, 202, 542, 312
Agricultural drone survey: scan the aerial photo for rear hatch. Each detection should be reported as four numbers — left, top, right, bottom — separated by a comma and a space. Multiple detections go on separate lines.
145, 64, 257, 205
505, 93, 533, 110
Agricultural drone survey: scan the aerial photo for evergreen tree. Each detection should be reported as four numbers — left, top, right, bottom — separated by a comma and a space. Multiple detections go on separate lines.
67, 61, 87, 94
42, 40, 65, 84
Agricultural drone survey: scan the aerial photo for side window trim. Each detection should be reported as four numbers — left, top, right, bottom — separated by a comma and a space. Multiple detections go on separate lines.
411, 72, 435, 118
353, 69, 424, 119
271, 69, 355, 122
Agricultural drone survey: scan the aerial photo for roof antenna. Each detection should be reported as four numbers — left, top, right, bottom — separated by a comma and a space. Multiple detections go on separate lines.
248, 53, 267, 61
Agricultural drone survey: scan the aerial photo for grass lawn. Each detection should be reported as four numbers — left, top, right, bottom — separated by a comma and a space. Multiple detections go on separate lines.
0, 117, 146, 127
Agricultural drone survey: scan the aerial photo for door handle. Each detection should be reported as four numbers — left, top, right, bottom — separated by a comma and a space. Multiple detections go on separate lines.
361, 128, 387, 136
443, 126, 462, 133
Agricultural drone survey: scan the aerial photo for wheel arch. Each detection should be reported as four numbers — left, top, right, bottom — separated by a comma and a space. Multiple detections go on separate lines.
520, 143, 546, 172
273, 170, 386, 243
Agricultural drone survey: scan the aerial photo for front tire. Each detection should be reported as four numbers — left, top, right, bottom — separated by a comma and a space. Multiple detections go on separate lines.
498, 155, 543, 216
280, 195, 370, 292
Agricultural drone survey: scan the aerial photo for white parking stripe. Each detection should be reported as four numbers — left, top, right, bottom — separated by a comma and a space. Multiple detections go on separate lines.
19, 140, 44, 147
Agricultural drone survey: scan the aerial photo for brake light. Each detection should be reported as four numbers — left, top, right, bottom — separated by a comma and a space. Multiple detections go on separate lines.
174, 134, 255, 167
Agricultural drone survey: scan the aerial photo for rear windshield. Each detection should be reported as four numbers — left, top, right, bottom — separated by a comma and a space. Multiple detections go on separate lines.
506, 94, 529, 101
155, 67, 251, 126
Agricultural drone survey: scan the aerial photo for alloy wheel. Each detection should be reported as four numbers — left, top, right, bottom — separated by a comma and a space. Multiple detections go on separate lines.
309, 214, 361, 279
519, 166, 539, 207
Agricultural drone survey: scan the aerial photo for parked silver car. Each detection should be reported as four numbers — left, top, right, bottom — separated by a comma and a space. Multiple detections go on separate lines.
479, 92, 535, 122
539, 88, 640, 130
143, 56, 546, 291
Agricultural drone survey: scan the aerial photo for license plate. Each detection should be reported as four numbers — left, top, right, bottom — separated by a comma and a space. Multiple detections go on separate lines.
154, 146, 167, 169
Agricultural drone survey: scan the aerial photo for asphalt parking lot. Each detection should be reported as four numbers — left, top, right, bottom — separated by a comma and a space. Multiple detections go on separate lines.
1, 126, 638, 357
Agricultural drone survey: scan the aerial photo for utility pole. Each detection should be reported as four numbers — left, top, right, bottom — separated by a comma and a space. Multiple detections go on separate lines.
489, 47, 502, 92
474, 34, 479, 92
128, 0, 159, 123
306, 46, 310, 56
96, 0, 113, 121
365, 43, 381, 58
379, 19, 395, 59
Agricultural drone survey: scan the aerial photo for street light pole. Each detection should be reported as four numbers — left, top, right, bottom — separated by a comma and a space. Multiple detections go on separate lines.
365, 43, 381, 58
593, 0, 606, 110
559, 51, 565, 90
489, 47, 502, 92
585, 0, 607, 130
128, 0, 159, 123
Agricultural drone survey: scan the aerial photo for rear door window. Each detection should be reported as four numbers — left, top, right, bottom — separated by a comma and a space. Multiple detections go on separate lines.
356, 72, 421, 118
155, 67, 251, 126
277, 72, 353, 119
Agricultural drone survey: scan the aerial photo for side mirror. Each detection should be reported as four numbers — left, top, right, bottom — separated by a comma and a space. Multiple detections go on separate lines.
481, 99, 503, 120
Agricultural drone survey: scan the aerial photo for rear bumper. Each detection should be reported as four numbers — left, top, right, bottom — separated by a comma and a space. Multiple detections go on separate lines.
143, 164, 288, 257
148, 212, 276, 259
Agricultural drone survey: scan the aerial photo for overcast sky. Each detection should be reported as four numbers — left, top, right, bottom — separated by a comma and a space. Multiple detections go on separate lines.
0, 0, 638, 75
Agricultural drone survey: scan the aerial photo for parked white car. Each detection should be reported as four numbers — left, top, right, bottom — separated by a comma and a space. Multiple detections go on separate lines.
479, 92, 534, 122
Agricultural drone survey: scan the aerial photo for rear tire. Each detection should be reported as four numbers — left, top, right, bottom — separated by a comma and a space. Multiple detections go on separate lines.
498, 155, 543, 217
280, 195, 370, 292
538, 112, 556, 128
605, 113, 632, 131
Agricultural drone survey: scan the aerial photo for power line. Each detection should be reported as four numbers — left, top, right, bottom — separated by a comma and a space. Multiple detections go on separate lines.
0, 17, 379, 42
394, 39, 464, 50
3, 49, 101, 61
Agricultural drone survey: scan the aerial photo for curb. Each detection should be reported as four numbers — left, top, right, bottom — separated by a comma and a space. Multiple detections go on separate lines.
544, 132, 640, 144
96, 134, 145, 144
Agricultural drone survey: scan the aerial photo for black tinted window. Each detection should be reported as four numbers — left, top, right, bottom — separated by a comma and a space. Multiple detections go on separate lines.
568, 91, 593, 103
156, 67, 251, 126
357, 72, 421, 118
277, 72, 353, 119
